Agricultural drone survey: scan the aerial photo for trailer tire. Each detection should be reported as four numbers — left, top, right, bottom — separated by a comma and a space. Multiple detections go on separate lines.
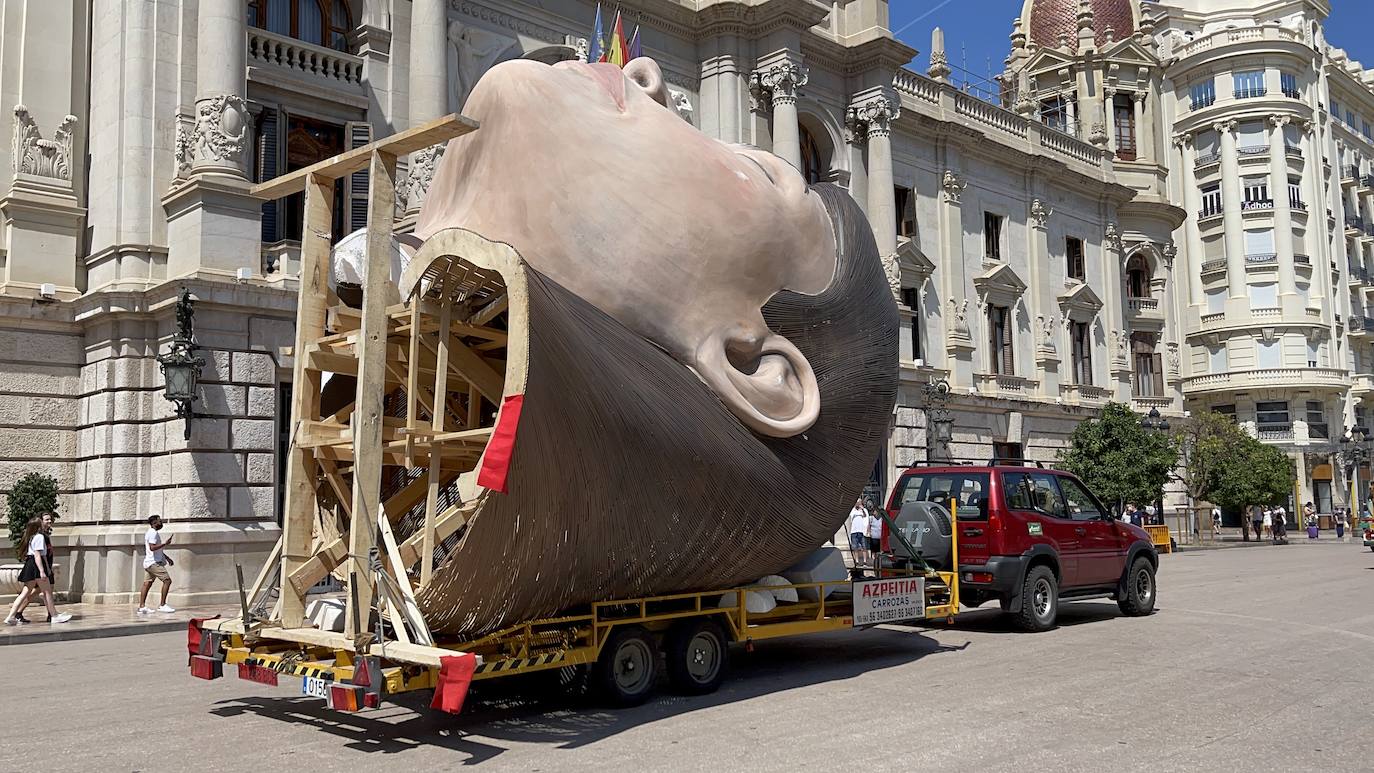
592, 626, 658, 707
666, 618, 729, 695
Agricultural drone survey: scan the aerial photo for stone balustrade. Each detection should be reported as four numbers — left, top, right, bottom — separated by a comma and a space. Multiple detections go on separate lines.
247, 28, 364, 90
1174, 24, 1303, 59
1181, 366, 1348, 394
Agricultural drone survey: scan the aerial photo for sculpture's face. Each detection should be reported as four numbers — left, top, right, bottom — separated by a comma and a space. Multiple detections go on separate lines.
418, 58, 837, 437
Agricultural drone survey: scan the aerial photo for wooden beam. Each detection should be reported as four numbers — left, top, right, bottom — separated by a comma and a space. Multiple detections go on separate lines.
344, 150, 397, 638
286, 536, 349, 597
469, 293, 508, 327
280, 172, 334, 628
316, 458, 354, 518
446, 336, 505, 403
422, 298, 453, 587
250, 114, 478, 200
401, 498, 479, 571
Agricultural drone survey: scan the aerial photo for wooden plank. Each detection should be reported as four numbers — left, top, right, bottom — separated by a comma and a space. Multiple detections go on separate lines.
243, 537, 283, 616
316, 458, 354, 518
404, 302, 423, 467
280, 173, 334, 628
469, 293, 508, 327
286, 536, 348, 596
344, 150, 397, 638
401, 498, 478, 571
422, 298, 453, 587
250, 114, 478, 200
467, 385, 481, 430
447, 336, 504, 403
378, 508, 433, 645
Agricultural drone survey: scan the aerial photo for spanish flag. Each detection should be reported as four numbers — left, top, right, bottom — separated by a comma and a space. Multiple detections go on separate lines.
607, 10, 628, 67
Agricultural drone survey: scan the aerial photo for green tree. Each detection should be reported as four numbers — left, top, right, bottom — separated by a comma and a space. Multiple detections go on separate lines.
5, 472, 59, 559
1059, 402, 1178, 510
1173, 411, 1242, 510
1206, 433, 1295, 513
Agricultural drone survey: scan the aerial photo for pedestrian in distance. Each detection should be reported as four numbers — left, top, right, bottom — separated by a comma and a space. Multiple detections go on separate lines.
1145, 503, 1157, 525
1211, 506, 1222, 538
137, 514, 176, 614
847, 498, 869, 569
4, 513, 72, 625
1335, 507, 1347, 541
1251, 507, 1264, 543
866, 498, 883, 566
1262, 507, 1273, 540
1123, 502, 1138, 526
1272, 509, 1288, 545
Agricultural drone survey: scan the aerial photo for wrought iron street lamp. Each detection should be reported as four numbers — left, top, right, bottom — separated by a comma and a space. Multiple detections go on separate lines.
1341, 426, 1370, 517
157, 287, 205, 440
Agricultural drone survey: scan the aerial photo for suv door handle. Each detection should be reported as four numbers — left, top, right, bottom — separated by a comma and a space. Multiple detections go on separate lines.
963, 528, 983, 537
1075, 527, 1087, 535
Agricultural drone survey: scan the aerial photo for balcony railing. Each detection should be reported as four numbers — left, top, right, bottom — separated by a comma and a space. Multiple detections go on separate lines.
1195, 151, 1221, 166
1200, 311, 1225, 323
1284, 145, 1303, 159
1294, 253, 1311, 265
1238, 145, 1269, 156
1244, 253, 1278, 265
1291, 200, 1308, 212
1257, 427, 1294, 441
1282, 88, 1302, 100
1342, 165, 1360, 181
1200, 258, 1227, 274
1191, 96, 1216, 110
1127, 297, 1160, 312
1234, 88, 1268, 99
1347, 216, 1365, 231
1364, 175, 1374, 188
247, 28, 364, 90
1198, 208, 1224, 222
1241, 198, 1274, 211
1181, 367, 1349, 393
1174, 25, 1302, 58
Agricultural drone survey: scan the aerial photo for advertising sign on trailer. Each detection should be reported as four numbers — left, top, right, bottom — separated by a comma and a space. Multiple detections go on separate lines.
852, 577, 925, 627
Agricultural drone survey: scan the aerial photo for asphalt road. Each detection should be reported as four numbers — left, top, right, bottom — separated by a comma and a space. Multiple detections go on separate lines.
5, 540, 1372, 772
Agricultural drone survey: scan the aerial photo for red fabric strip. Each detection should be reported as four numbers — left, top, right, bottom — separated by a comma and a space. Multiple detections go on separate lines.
187, 615, 220, 665
430, 652, 479, 714
476, 394, 524, 494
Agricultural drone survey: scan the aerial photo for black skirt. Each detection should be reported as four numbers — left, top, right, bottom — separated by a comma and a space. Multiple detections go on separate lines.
16, 555, 48, 584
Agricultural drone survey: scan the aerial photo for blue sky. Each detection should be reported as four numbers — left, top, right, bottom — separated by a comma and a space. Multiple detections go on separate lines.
890, 1, 1374, 86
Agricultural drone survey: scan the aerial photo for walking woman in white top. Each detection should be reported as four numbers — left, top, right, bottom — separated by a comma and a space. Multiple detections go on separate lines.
5, 514, 71, 625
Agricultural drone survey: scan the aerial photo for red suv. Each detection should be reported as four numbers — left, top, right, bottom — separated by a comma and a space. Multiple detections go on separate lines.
882, 461, 1157, 631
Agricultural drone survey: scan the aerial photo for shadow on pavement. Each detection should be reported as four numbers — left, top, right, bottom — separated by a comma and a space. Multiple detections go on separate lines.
208, 626, 956, 761
948, 601, 1127, 633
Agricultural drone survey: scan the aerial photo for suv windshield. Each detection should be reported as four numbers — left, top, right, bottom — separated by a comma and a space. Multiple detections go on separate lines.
893, 472, 991, 520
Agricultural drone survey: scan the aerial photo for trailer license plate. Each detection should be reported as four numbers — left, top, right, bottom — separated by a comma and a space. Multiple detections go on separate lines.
302, 676, 330, 699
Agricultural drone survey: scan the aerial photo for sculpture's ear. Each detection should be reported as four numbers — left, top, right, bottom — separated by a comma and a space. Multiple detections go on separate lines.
693, 322, 820, 438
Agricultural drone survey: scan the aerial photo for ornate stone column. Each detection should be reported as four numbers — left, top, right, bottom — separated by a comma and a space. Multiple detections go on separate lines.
191, 0, 249, 178
404, 0, 449, 216
852, 91, 901, 259
844, 110, 869, 213
1217, 120, 1246, 297
1132, 90, 1148, 160
1175, 133, 1204, 307
1104, 88, 1117, 154
752, 61, 807, 172
1267, 115, 1297, 298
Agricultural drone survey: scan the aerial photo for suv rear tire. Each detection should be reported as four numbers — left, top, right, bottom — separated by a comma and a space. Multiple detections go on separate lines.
1117, 557, 1156, 617
1013, 565, 1058, 632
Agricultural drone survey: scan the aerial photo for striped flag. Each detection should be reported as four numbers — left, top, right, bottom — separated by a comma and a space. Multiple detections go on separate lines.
607, 10, 628, 67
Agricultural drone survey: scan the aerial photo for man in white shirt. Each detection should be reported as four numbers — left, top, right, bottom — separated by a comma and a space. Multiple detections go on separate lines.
138, 514, 176, 614
848, 499, 870, 568
866, 499, 884, 564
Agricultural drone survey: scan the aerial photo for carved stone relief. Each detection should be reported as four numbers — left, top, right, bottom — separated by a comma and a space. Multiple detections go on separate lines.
12, 105, 77, 181
193, 94, 248, 169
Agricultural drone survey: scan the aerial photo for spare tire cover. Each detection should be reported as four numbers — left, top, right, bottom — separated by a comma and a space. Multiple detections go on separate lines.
891, 502, 954, 570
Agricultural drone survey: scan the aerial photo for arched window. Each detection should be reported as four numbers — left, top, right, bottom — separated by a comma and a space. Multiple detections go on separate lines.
799, 125, 826, 185
248, 0, 353, 52
1125, 254, 1150, 298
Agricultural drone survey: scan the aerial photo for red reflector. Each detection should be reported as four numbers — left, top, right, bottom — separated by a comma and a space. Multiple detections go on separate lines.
972, 572, 995, 583
190, 655, 224, 681
237, 663, 279, 686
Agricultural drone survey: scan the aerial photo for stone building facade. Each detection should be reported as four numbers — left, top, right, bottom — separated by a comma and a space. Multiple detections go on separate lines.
16, 0, 1366, 602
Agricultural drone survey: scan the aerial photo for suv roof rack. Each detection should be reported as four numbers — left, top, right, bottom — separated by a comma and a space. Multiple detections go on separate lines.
904, 458, 1053, 469
988, 458, 1049, 468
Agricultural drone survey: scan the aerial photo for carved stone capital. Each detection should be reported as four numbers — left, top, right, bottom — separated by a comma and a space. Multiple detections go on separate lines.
751, 62, 808, 109
1212, 119, 1237, 135
192, 94, 249, 173
1162, 241, 1177, 269
1172, 132, 1193, 148
851, 93, 900, 140
1104, 222, 1123, 252
402, 143, 446, 212
844, 110, 867, 146
947, 298, 972, 341
928, 49, 951, 80
941, 170, 966, 204
1268, 114, 1291, 129
1030, 198, 1051, 229
12, 105, 77, 182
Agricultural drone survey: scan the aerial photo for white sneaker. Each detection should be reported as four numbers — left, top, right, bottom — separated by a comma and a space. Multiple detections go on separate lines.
157, 604, 176, 613
136, 607, 152, 615
3, 616, 17, 626
50, 613, 72, 624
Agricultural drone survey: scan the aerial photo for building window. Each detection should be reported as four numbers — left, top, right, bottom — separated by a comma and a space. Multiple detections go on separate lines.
1237, 120, 1265, 153
247, 0, 354, 52
1365, 122, 1373, 141
894, 185, 916, 239
1205, 287, 1226, 315
1249, 280, 1278, 309
1201, 184, 1223, 217
1071, 321, 1091, 386
900, 288, 922, 361
1331, 100, 1342, 119
1040, 95, 1071, 133
1233, 69, 1266, 99
988, 304, 1013, 375
1307, 401, 1328, 439
1280, 72, 1300, 100
984, 212, 1003, 261
1347, 109, 1357, 127
1112, 95, 1137, 161
1242, 175, 1269, 206
1257, 338, 1282, 368
1195, 129, 1220, 165
1209, 343, 1228, 373
1066, 236, 1085, 281
1288, 176, 1304, 209
1256, 400, 1291, 432
1214, 404, 1237, 421
1244, 229, 1276, 263
799, 125, 825, 185
1125, 254, 1150, 298
1190, 79, 1216, 109
1131, 333, 1163, 397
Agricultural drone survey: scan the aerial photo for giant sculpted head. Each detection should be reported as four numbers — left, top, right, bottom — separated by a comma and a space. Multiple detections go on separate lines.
410, 58, 897, 634
418, 58, 837, 436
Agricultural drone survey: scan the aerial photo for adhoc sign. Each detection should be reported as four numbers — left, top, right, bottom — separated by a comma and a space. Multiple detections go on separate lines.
852, 577, 925, 627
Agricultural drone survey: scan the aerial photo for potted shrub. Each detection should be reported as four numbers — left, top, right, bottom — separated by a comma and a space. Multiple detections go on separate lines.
3, 473, 59, 595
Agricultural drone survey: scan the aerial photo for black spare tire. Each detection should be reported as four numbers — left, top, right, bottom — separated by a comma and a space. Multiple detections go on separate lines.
890, 501, 954, 570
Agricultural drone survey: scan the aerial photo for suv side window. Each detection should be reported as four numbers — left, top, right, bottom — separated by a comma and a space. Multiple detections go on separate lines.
1057, 476, 1104, 521
1027, 473, 1067, 518
1002, 472, 1035, 511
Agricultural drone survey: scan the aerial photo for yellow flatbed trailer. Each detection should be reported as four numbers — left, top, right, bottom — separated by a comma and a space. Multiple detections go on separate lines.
191, 566, 959, 713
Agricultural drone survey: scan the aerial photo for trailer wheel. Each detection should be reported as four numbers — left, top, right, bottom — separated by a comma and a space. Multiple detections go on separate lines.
592, 626, 658, 707
666, 619, 729, 695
